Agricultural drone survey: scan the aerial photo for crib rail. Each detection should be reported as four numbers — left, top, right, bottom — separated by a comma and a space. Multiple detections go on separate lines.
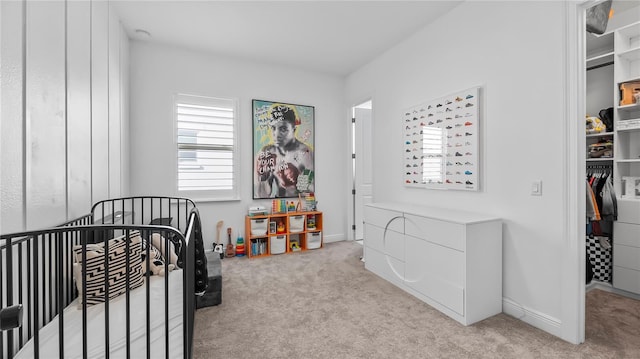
0, 225, 87, 358
91, 196, 196, 234
0, 209, 201, 359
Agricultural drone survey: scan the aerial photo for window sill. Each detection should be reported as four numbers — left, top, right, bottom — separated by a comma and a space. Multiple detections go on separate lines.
189, 196, 241, 204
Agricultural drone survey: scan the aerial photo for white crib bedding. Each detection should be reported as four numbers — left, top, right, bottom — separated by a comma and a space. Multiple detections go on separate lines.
15, 270, 184, 359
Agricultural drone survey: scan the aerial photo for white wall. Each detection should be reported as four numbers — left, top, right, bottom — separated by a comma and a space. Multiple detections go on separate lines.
0, 0, 130, 232
346, 1, 569, 339
128, 42, 348, 245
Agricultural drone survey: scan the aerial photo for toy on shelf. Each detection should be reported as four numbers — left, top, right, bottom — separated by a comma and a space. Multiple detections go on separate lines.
303, 192, 317, 211
272, 199, 287, 214
290, 235, 301, 251
307, 214, 316, 230
236, 231, 245, 257
248, 206, 268, 216
619, 81, 640, 106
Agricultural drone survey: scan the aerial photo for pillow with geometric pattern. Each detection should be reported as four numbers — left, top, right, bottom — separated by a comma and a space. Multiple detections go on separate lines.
73, 230, 145, 308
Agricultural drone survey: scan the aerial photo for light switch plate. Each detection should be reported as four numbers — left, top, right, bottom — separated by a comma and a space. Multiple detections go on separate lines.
531, 180, 542, 196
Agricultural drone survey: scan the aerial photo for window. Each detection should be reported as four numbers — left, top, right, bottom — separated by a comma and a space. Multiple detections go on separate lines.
175, 94, 239, 200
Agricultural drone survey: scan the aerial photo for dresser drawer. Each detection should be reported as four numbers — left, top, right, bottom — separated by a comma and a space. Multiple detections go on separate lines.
404, 214, 464, 251
364, 223, 384, 253
364, 223, 405, 261
614, 244, 640, 271
364, 246, 405, 287
617, 199, 640, 224
613, 222, 640, 248
364, 206, 404, 233
613, 266, 640, 294
384, 228, 405, 262
404, 235, 464, 315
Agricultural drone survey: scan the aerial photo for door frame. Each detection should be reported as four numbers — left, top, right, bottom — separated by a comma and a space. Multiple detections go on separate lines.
563, 0, 592, 345
349, 97, 374, 242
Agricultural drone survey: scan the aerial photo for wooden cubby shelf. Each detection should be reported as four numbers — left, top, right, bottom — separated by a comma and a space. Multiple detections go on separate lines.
245, 211, 323, 258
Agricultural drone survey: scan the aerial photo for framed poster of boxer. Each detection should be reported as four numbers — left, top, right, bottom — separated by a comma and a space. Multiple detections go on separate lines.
253, 100, 315, 199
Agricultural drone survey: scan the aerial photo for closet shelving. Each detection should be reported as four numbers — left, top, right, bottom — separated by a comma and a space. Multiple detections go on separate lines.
586, 132, 614, 161
584, 4, 640, 300
586, 31, 615, 168
608, 20, 640, 296
614, 21, 640, 198
586, 31, 614, 69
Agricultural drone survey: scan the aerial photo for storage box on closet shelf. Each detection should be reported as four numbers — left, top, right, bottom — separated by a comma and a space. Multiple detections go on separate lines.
622, 177, 640, 199
618, 118, 640, 131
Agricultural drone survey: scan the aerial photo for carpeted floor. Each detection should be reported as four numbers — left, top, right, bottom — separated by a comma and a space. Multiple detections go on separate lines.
193, 241, 640, 358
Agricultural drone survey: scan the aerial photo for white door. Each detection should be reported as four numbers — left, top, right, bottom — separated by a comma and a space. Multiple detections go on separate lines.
353, 101, 373, 240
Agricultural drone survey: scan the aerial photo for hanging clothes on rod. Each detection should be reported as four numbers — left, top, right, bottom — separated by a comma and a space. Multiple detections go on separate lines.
586, 178, 600, 222
586, 170, 617, 222
600, 175, 617, 221
586, 165, 611, 222
585, 164, 616, 283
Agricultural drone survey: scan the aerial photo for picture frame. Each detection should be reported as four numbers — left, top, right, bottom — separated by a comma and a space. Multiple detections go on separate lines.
403, 86, 481, 191
253, 99, 315, 199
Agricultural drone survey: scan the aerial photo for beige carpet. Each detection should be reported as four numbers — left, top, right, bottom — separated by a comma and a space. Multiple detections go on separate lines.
193, 241, 640, 358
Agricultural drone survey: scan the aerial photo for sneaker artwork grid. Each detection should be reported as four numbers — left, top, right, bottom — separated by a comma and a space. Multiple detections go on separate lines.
403, 86, 480, 191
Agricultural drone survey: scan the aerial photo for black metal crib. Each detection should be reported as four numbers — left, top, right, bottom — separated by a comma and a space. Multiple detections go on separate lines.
0, 196, 207, 359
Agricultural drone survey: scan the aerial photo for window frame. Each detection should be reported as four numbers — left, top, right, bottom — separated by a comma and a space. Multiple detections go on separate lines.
174, 93, 240, 202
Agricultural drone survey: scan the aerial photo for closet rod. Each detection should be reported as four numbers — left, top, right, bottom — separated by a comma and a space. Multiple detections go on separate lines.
587, 61, 614, 71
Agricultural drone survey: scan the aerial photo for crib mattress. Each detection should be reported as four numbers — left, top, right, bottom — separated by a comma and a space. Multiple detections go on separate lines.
14, 270, 184, 359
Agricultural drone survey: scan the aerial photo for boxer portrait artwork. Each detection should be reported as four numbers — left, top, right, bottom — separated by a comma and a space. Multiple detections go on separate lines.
253, 100, 315, 199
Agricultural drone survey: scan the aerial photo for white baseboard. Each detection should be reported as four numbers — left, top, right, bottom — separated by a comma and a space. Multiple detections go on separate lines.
587, 280, 640, 300
323, 234, 346, 243
503, 297, 562, 338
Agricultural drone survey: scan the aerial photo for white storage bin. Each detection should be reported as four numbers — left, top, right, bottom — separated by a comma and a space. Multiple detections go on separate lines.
270, 235, 286, 255
289, 215, 305, 233
250, 218, 268, 236
307, 231, 322, 250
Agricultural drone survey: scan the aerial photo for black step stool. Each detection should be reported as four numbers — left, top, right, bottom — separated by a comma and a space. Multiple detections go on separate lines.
196, 251, 222, 308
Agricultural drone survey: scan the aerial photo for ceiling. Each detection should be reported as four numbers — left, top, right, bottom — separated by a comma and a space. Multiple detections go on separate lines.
111, 1, 463, 77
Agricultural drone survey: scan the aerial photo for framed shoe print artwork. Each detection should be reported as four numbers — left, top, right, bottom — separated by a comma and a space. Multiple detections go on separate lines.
402, 86, 480, 191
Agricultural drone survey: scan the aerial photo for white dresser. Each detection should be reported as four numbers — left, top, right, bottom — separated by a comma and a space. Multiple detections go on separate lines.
363, 202, 502, 326
613, 199, 640, 294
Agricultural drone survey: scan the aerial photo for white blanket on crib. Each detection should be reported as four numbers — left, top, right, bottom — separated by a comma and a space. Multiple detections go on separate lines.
15, 270, 184, 359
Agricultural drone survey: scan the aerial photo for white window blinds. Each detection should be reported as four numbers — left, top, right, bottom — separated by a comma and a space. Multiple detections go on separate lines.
175, 95, 238, 199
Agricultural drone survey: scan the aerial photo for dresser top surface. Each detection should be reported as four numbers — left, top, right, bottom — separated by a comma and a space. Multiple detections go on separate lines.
365, 202, 501, 225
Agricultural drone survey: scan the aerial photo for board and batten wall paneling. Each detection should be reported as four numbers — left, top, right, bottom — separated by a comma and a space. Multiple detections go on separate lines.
25, 0, 67, 228
1, 0, 26, 233
120, 21, 131, 197
91, 0, 110, 203
108, 6, 121, 198
0, 0, 129, 232
67, 0, 93, 219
